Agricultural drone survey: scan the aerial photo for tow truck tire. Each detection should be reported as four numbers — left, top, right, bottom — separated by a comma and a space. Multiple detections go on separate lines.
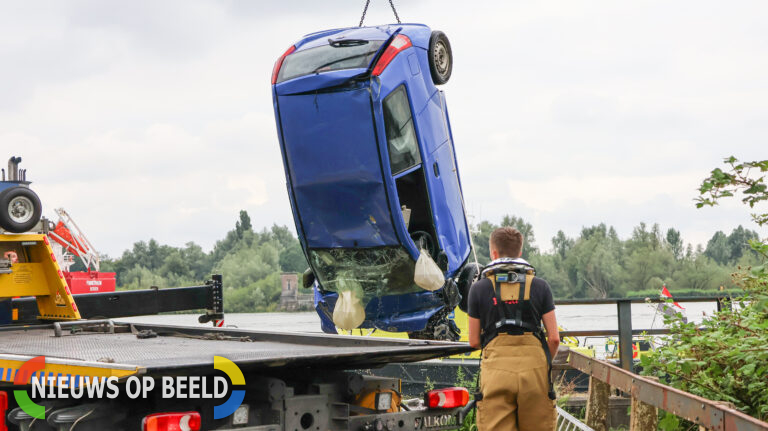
0, 186, 42, 233
428, 31, 452, 85
457, 262, 481, 313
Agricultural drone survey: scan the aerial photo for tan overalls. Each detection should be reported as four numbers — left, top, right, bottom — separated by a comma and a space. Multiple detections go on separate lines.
476, 270, 556, 430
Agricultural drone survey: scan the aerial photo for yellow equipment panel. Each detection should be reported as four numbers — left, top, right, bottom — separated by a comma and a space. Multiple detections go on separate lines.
0, 234, 81, 320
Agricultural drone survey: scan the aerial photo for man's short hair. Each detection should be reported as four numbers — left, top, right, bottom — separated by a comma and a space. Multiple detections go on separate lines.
490, 227, 524, 257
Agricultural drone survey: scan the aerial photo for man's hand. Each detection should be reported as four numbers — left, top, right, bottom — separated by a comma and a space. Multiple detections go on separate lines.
468, 316, 481, 349
541, 310, 560, 358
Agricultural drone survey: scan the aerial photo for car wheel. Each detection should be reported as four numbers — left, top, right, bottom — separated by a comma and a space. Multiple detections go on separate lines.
302, 268, 316, 289
0, 186, 42, 233
410, 230, 437, 258
457, 262, 481, 313
428, 31, 452, 85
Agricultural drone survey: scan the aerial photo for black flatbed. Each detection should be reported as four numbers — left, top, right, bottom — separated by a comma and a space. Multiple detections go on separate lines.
0, 321, 473, 375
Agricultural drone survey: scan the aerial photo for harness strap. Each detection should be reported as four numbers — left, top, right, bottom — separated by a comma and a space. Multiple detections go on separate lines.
533, 330, 557, 400
524, 273, 532, 300
482, 270, 555, 400
515, 278, 524, 324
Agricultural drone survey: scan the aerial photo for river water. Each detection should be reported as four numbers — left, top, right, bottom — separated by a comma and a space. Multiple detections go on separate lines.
125, 301, 717, 355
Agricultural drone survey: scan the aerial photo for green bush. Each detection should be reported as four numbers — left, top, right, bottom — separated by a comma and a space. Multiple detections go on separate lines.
640, 156, 768, 421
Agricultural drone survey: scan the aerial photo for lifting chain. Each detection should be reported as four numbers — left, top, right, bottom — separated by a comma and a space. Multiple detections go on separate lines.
388, 0, 401, 24
359, 0, 370, 27
359, 0, 401, 27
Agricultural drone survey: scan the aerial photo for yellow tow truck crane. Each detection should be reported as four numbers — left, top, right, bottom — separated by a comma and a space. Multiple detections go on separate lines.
0, 156, 80, 323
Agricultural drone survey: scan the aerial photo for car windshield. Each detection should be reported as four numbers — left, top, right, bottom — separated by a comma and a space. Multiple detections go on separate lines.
277, 40, 385, 83
308, 247, 422, 297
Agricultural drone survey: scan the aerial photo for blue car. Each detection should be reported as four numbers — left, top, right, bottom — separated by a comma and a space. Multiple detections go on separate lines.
271, 24, 477, 340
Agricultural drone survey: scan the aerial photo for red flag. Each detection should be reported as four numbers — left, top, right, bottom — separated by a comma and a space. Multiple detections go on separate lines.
661, 285, 684, 309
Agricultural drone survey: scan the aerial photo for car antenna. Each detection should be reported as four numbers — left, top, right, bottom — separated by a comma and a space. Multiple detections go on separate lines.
358, 0, 401, 27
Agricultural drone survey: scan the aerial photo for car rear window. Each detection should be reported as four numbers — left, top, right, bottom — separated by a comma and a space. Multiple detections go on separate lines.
277, 40, 385, 83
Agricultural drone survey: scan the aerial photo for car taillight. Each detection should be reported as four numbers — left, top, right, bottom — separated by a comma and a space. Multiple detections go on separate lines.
372, 34, 412, 76
271, 45, 296, 84
142, 412, 201, 431
0, 391, 7, 431
426, 387, 469, 409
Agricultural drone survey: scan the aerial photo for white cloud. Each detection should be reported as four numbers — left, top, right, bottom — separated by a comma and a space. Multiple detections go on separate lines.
1, 0, 766, 257
507, 173, 699, 213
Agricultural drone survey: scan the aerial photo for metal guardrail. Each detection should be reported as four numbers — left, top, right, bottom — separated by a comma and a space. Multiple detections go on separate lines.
554, 295, 731, 371
555, 295, 731, 305
567, 349, 768, 431
557, 406, 594, 431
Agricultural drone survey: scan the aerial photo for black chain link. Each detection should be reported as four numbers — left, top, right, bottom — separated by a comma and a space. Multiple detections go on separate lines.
359, 0, 401, 27
359, 0, 371, 27
388, 0, 401, 24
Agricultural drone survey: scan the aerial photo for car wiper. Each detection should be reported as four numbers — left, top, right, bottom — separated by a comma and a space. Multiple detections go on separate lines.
328, 38, 369, 47
311, 52, 377, 74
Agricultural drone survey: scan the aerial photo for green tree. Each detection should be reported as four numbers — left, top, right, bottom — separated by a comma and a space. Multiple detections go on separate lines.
621, 245, 674, 293
562, 228, 623, 298
552, 230, 574, 260
727, 225, 759, 263
180, 242, 213, 280
705, 231, 730, 265
665, 228, 684, 260
235, 210, 252, 239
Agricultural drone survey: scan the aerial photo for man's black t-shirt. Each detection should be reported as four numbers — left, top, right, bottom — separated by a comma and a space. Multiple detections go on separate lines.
468, 276, 555, 338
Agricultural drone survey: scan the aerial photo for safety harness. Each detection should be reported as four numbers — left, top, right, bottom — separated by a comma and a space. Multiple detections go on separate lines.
480, 262, 556, 400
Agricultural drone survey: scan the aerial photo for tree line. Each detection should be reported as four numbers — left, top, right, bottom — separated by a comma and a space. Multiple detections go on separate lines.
99, 211, 307, 312
98, 211, 761, 311
472, 216, 760, 298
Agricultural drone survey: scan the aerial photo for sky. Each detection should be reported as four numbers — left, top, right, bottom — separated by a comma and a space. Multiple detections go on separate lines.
1, 0, 766, 258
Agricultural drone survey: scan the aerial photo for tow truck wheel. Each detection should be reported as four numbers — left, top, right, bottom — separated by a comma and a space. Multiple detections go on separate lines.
0, 186, 42, 233
428, 31, 452, 85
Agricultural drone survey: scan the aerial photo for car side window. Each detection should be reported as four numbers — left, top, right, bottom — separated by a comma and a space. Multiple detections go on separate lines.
383, 85, 421, 174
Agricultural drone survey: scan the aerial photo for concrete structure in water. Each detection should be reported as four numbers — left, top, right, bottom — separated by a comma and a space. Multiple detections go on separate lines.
280, 272, 313, 311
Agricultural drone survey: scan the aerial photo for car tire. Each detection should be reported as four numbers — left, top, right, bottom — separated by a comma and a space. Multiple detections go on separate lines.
302, 268, 316, 289
457, 261, 481, 313
0, 186, 42, 233
428, 31, 452, 85
410, 230, 437, 258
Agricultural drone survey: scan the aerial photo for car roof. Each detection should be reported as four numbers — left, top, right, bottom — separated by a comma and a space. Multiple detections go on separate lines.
294, 24, 432, 52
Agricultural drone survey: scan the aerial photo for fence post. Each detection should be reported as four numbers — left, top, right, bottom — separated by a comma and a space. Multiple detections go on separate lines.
585, 376, 610, 431
617, 300, 633, 371
630, 377, 658, 431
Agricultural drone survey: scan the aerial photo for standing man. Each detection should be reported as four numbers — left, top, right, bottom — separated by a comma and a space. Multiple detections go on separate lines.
468, 227, 560, 430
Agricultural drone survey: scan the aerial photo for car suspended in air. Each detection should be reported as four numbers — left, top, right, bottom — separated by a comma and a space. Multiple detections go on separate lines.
271, 24, 477, 340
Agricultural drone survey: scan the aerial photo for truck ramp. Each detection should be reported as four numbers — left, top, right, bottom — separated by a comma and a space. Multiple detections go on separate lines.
0, 321, 472, 382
